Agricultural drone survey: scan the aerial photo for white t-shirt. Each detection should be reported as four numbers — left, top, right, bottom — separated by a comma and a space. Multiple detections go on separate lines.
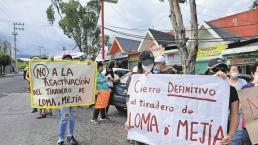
230, 78, 248, 91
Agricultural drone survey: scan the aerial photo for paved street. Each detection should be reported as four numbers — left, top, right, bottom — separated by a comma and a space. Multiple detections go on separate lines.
0, 75, 130, 145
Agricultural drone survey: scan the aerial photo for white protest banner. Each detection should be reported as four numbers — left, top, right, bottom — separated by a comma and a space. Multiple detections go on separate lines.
238, 87, 258, 144
29, 60, 97, 108
127, 74, 230, 145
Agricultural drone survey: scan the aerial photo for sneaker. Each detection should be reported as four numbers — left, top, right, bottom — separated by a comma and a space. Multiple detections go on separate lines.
47, 112, 53, 116
57, 141, 64, 145
37, 114, 46, 119
67, 136, 78, 145
31, 108, 37, 113
99, 117, 110, 121
90, 119, 99, 124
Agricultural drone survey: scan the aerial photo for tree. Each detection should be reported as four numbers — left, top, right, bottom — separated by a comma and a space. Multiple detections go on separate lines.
46, 0, 101, 58
0, 52, 12, 75
251, 0, 258, 9
160, 0, 198, 74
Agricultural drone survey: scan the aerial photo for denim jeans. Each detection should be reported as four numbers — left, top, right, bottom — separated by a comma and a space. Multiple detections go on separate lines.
230, 112, 243, 145
58, 107, 75, 142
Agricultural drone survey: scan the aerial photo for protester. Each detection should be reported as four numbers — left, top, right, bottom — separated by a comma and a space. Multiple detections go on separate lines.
228, 65, 248, 90
26, 57, 40, 113
227, 65, 248, 145
105, 64, 119, 115
241, 62, 258, 145
91, 62, 110, 124
242, 63, 258, 89
153, 55, 177, 74
36, 57, 49, 119
57, 54, 78, 145
125, 50, 155, 145
205, 58, 239, 145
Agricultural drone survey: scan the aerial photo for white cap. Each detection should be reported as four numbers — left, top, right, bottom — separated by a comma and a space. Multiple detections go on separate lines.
132, 66, 138, 73
154, 55, 165, 64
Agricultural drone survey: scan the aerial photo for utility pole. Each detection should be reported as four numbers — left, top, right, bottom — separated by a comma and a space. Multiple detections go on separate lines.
12, 22, 24, 73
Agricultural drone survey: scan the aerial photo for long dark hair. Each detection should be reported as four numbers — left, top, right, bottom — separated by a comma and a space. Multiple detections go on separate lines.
137, 62, 143, 74
105, 67, 114, 79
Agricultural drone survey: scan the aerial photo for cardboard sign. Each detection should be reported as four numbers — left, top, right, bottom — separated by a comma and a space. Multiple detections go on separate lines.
238, 87, 258, 144
29, 60, 97, 108
127, 74, 230, 145
95, 90, 111, 109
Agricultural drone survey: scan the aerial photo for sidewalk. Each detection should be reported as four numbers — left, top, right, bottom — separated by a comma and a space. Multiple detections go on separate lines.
0, 93, 129, 145
0, 72, 23, 78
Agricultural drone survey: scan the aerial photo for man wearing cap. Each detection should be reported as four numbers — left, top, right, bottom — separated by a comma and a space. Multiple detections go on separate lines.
153, 55, 177, 74
206, 58, 239, 145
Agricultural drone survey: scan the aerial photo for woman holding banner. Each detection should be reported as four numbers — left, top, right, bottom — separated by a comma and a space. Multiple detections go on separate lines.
57, 55, 78, 145
91, 62, 111, 124
227, 65, 248, 145
205, 58, 239, 145
125, 50, 155, 145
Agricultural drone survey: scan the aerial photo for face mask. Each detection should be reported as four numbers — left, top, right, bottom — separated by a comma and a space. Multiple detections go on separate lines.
153, 65, 160, 74
142, 63, 154, 72
99, 67, 103, 73
254, 75, 258, 83
231, 72, 239, 78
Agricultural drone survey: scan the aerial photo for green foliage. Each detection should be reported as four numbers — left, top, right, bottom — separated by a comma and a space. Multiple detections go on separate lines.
46, 0, 103, 59
0, 51, 12, 67
46, 5, 55, 25
251, 0, 258, 9
17, 60, 28, 69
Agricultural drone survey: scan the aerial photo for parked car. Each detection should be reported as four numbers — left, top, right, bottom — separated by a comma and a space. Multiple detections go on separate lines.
111, 68, 130, 112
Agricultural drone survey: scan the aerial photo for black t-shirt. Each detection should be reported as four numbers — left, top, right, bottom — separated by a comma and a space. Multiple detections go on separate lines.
229, 86, 239, 110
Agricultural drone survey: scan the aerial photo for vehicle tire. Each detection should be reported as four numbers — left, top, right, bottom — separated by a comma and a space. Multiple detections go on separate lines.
115, 106, 125, 112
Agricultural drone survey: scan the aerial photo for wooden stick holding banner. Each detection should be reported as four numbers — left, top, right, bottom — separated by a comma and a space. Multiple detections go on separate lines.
29, 60, 97, 109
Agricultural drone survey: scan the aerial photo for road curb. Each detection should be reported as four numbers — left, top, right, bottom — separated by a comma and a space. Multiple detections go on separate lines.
0, 73, 22, 78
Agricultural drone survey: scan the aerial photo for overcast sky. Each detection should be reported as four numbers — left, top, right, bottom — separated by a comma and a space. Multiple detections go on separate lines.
0, 0, 253, 57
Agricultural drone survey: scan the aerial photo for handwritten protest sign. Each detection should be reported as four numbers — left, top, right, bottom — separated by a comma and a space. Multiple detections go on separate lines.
95, 90, 111, 109
238, 87, 258, 144
127, 74, 230, 145
29, 60, 97, 108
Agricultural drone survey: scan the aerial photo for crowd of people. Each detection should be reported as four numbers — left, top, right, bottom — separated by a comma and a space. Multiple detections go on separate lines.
125, 50, 257, 145
25, 50, 258, 145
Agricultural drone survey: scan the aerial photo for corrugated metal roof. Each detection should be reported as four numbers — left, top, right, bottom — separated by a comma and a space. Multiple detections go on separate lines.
149, 29, 175, 46
206, 22, 240, 41
116, 37, 141, 53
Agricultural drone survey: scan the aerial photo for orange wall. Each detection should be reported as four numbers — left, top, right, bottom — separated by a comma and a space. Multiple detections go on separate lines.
210, 9, 258, 37
129, 53, 139, 61
109, 41, 122, 55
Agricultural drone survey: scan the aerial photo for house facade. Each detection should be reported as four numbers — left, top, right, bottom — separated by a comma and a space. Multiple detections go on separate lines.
109, 37, 141, 69
138, 29, 180, 66
195, 22, 240, 74
209, 9, 258, 74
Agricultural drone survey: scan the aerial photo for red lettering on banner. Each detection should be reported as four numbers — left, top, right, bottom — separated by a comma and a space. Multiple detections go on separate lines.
177, 120, 189, 140
199, 122, 209, 143
213, 126, 224, 145
128, 112, 159, 133
134, 80, 161, 93
176, 120, 224, 145
190, 122, 198, 141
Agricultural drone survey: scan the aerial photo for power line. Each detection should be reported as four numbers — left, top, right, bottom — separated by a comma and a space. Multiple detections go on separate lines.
103, 21, 258, 33
103, 26, 258, 43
